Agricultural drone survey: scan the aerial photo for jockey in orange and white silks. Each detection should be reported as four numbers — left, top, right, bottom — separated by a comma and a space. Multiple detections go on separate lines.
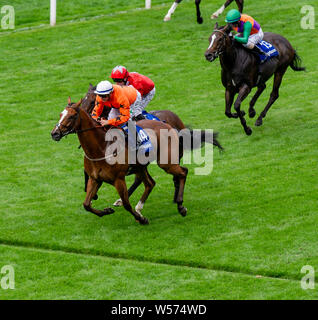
91, 81, 142, 126
111, 66, 155, 121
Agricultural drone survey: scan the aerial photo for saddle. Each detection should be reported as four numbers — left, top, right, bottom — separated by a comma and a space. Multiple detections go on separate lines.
254, 40, 279, 64
120, 122, 153, 154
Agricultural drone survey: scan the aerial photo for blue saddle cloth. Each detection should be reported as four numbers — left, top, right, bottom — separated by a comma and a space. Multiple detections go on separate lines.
120, 123, 153, 154
142, 110, 161, 122
255, 40, 279, 64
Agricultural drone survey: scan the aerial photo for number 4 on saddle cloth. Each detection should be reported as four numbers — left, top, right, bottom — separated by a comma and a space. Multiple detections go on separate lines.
120, 122, 153, 154
255, 40, 279, 64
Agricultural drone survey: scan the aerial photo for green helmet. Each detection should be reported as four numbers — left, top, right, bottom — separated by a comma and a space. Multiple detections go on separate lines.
225, 9, 241, 23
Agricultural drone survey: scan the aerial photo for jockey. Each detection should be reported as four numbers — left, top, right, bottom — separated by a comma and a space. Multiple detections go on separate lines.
91, 80, 142, 126
225, 9, 265, 57
110, 66, 155, 121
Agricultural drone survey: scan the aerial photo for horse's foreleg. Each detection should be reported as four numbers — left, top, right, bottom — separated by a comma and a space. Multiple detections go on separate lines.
113, 176, 142, 206
255, 68, 286, 126
164, 0, 182, 22
83, 177, 114, 217
114, 178, 149, 225
249, 83, 266, 118
135, 170, 156, 216
84, 170, 98, 200
234, 84, 252, 135
195, 0, 203, 24
225, 87, 239, 119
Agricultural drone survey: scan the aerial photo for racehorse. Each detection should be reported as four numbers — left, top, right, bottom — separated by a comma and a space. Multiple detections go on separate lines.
163, 0, 244, 23
81, 84, 223, 205
204, 23, 305, 135
51, 100, 189, 225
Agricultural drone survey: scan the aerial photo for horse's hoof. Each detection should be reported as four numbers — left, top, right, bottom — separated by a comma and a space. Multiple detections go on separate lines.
178, 207, 187, 217
240, 110, 246, 117
249, 109, 256, 118
211, 14, 218, 20
103, 207, 115, 215
113, 199, 123, 207
197, 17, 203, 24
139, 217, 149, 225
255, 118, 263, 126
231, 113, 239, 118
93, 194, 98, 200
163, 16, 171, 22
245, 127, 252, 136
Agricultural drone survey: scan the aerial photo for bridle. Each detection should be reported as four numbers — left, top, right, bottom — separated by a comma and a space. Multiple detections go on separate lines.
210, 28, 231, 57
55, 105, 103, 138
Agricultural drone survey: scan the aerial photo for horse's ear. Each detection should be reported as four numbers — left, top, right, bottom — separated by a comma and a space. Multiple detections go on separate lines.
68, 96, 71, 105
214, 22, 219, 30
225, 24, 232, 33
74, 98, 83, 109
89, 83, 93, 90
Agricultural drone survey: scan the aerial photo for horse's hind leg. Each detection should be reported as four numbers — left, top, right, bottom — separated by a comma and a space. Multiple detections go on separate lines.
249, 83, 266, 118
173, 176, 180, 203
159, 164, 188, 216
234, 84, 252, 135
135, 169, 156, 216
113, 176, 142, 206
114, 177, 149, 225
255, 67, 287, 126
195, 0, 203, 24
236, 0, 244, 12
83, 177, 114, 217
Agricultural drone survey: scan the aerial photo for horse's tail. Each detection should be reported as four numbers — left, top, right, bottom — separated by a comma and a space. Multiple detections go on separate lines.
290, 51, 306, 71
179, 129, 224, 151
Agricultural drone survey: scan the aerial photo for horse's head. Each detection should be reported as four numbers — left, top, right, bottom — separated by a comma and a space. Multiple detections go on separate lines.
51, 98, 82, 141
81, 83, 97, 114
205, 23, 232, 62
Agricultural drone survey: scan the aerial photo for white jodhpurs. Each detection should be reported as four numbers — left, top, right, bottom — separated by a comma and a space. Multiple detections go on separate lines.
140, 87, 155, 110
243, 28, 264, 49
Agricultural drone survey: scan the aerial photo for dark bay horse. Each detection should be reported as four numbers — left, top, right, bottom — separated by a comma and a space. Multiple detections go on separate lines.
51, 100, 189, 225
164, 0, 244, 23
80, 84, 223, 205
205, 23, 305, 135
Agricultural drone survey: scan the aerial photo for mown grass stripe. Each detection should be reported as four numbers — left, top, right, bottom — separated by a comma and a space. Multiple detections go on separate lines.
0, 239, 301, 283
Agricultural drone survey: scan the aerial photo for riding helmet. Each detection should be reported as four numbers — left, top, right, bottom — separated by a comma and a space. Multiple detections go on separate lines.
225, 9, 241, 23
94, 81, 113, 95
111, 65, 128, 80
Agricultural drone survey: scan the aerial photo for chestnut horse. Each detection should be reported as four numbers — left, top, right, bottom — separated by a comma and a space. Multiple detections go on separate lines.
80, 84, 223, 205
205, 23, 305, 135
163, 0, 244, 23
51, 100, 189, 225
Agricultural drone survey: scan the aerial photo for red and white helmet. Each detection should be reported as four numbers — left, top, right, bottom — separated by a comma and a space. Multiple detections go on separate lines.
111, 65, 128, 80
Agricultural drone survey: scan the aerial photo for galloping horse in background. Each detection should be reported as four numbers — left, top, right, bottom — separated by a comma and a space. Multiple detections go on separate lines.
51, 100, 189, 225
163, 0, 244, 23
204, 23, 305, 135
81, 84, 223, 206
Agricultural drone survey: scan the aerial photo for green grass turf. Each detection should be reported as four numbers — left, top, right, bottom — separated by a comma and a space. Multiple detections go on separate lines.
0, 0, 318, 299
1, 245, 317, 299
